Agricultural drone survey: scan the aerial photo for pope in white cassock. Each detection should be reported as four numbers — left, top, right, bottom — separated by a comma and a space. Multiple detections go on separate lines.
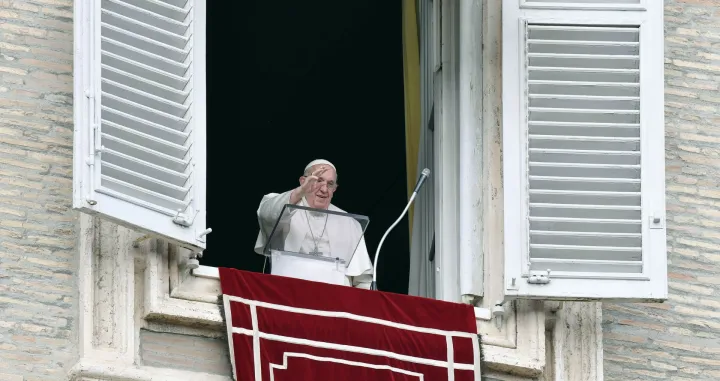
254, 159, 374, 289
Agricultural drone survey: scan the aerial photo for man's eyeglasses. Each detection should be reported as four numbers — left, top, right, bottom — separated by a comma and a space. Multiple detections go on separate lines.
305, 177, 337, 190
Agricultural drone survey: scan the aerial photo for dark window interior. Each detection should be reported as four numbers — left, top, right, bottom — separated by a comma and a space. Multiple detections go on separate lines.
205, 1, 411, 294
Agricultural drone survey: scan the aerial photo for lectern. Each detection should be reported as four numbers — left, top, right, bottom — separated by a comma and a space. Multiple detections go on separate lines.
261, 204, 369, 286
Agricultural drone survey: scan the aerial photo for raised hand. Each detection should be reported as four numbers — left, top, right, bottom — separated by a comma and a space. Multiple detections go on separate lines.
300, 166, 328, 196
290, 166, 328, 204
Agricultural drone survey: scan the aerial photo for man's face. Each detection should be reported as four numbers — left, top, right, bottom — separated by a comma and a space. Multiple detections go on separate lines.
302, 164, 337, 209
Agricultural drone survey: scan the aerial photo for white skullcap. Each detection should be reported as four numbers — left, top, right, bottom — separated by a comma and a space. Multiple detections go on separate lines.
304, 159, 336, 172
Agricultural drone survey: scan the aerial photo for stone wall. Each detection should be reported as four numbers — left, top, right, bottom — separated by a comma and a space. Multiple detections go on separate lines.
139, 329, 232, 376
603, 2, 720, 380
0, 1, 77, 381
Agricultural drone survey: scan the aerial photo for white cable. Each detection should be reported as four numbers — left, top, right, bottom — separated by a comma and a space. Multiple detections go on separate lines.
371, 192, 418, 288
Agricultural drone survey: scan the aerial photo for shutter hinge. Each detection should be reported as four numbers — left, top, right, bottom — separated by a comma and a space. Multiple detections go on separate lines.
172, 203, 198, 227
92, 124, 104, 153
527, 269, 551, 285
87, 124, 104, 166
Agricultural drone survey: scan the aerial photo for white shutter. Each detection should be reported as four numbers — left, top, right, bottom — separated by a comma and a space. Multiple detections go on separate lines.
502, 0, 666, 300
73, 0, 208, 250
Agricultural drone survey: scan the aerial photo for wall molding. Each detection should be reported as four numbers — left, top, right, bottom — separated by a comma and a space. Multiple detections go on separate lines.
142, 243, 222, 327
552, 302, 603, 381
75, 215, 136, 368
69, 358, 231, 381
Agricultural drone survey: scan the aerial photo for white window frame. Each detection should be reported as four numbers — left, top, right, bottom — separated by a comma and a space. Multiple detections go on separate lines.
72, 0, 209, 251
137, 1, 551, 377
186, 0, 480, 305
502, 3, 667, 301
434, 0, 486, 304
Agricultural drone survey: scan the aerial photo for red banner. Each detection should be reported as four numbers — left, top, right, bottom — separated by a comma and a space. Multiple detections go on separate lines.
219, 268, 481, 380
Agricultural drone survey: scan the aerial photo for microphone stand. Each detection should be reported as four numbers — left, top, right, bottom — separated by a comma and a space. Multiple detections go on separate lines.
370, 169, 430, 291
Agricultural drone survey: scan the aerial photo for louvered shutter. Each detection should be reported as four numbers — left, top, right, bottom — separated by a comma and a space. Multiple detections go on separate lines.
502, 0, 666, 300
73, 0, 208, 250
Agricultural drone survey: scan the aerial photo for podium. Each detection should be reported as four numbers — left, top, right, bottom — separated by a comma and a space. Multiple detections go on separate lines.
260, 204, 369, 286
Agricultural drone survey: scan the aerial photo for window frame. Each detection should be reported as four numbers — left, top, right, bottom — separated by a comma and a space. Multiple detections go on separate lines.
141, 0, 550, 376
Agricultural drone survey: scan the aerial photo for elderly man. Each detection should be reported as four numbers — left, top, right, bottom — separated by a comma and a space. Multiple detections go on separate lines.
254, 159, 373, 289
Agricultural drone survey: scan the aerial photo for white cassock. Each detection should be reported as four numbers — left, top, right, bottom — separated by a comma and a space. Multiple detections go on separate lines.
254, 189, 374, 289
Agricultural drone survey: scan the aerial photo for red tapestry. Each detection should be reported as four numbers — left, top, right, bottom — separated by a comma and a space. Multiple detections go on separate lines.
219, 268, 481, 381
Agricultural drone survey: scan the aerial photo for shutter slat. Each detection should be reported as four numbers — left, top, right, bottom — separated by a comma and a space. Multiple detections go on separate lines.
529, 108, 639, 124
102, 134, 189, 172
103, 0, 190, 35
529, 42, 639, 56
103, 52, 188, 90
101, 23, 190, 62
102, 9, 189, 49
103, 65, 189, 104
531, 98, 638, 110
102, 149, 189, 187
158, 0, 189, 8
100, 175, 188, 213
525, 24, 643, 275
530, 163, 640, 178
529, 83, 640, 97
103, 79, 189, 117
102, 120, 188, 158
530, 122, 640, 137
528, 81, 639, 88
530, 216, 641, 234
530, 203, 641, 220
530, 176, 641, 192
531, 94, 640, 101
102, 38, 189, 77
103, 162, 190, 200
529, 70, 639, 83
102, 78, 188, 116
529, 53, 638, 60
529, 55, 639, 70
530, 231, 641, 247
119, 0, 189, 20
529, 258, 642, 274
530, 149, 639, 165
530, 190, 640, 206
530, 135, 639, 151
530, 39, 639, 46
102, 93, 189, 131
530, 244, 641, 261
103, 107, 189, 146
528, 25, 641, 37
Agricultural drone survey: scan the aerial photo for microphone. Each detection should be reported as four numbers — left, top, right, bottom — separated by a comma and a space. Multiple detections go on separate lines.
370, 168, 431, 291
412, 168, 431, 194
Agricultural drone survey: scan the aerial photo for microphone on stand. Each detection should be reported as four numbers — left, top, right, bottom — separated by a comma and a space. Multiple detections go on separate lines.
370, 168, 431, 291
